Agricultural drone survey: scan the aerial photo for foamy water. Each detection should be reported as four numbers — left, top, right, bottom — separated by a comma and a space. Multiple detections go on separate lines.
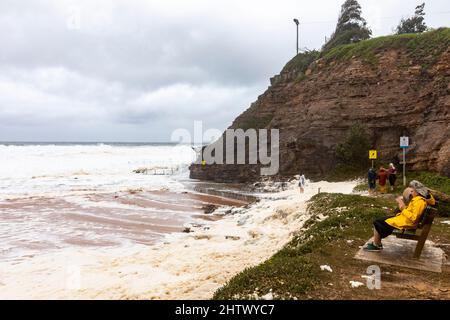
0, 143, 204, 262
0, 180, 357, 299
0, 143, 358, 299
0, 143, 196, 199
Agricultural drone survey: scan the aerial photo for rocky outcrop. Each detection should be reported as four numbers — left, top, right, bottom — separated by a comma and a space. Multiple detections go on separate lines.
190, 29, 450, 182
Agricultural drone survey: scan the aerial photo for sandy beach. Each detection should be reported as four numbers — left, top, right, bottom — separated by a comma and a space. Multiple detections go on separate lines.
0, 180, 356, 299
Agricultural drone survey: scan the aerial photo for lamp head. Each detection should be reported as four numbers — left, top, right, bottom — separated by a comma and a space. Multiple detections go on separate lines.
293, 18, 299, 25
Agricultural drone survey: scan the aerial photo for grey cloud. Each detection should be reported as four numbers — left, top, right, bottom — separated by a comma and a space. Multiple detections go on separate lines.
0, 0, 448, 142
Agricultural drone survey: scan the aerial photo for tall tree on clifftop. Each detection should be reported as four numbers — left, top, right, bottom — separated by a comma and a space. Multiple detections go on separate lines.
323, 0, 372, 51
396, 3, 427, 34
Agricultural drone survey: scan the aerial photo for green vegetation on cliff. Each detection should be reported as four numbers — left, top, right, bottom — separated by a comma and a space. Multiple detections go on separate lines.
321, 27, 450, 67
283, 28, 450, 73
281, 50, 320, 74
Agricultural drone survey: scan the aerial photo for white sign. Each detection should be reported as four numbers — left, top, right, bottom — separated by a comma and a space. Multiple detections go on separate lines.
400, 136, 409, 148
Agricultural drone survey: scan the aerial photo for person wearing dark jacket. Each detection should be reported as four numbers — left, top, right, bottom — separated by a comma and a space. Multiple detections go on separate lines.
368, 168, 377, 195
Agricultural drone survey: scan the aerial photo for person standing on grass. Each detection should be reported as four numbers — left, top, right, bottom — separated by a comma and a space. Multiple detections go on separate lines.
364, 180, 435, 252
368, 167, 377, 195
298, 173, 306, 193
377, 166, 388, 193
388, 163, 397, 191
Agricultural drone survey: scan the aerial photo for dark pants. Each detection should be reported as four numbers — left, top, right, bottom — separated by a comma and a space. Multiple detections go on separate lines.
389, 174, 396, 186
373, 216, 396, 239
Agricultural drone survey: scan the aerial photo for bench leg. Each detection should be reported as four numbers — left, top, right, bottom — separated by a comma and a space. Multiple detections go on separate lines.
413, 239, 426, 259
413, 224, 432, 259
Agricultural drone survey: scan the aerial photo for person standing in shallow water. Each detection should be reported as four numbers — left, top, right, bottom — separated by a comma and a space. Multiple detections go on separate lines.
298, 174, 306, 193
388, 163, 397, 191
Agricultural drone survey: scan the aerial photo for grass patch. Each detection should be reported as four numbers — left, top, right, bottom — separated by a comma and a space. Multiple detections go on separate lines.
282, 29, 450, 73
213, 193, 393, 300
321, 28, 450, 68
281, 50, 320, 74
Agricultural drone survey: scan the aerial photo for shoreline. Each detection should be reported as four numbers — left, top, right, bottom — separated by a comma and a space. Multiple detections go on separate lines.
0, 180, 356, 299
0, 188, 250, 262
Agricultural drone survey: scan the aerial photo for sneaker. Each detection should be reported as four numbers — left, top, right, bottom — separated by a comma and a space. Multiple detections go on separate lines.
364, 242, 383, 252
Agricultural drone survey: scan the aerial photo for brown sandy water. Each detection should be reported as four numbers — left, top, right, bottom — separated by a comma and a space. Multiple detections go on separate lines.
0, 189, 249, 262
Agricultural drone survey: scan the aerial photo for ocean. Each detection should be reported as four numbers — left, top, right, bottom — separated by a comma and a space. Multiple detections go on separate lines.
0, 142, 220, 262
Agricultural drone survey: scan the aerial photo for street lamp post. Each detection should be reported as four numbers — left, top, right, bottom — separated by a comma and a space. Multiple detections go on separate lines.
293, 18, 299, 55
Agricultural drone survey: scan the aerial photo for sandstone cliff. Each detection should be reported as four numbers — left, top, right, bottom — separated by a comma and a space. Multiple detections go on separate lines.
190, 29, 450, 182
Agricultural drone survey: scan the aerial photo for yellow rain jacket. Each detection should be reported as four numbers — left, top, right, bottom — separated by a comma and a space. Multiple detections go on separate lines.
385, 194, 435, 230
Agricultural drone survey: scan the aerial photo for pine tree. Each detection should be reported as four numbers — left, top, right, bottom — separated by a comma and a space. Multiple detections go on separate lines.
396, 3, 427, 34
323, 0, 372, 51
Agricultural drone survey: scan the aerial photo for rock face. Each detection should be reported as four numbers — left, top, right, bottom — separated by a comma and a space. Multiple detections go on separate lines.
190, 29, 450, 182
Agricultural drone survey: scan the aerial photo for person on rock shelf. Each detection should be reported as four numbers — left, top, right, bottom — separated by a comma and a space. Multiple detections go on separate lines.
363, 180, 435, 252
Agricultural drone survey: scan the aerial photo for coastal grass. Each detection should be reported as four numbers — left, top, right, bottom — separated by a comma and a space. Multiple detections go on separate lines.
214, 192, 450, 300
321, 28, 450, 69
213, 193, 393, 299
281, 50, 320, 74
281, 28, 450, 78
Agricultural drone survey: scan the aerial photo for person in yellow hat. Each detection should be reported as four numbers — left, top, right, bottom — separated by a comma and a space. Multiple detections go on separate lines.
364, 180, 435, 251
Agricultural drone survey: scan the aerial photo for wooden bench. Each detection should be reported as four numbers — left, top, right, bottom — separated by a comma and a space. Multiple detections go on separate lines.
393, 205, 438, 259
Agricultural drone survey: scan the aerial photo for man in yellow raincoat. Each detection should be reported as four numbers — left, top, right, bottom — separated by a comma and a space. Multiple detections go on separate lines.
364, 180, 435, 251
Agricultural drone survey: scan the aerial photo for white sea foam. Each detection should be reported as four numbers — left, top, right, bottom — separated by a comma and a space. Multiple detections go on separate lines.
0, 180, 357, 299
0, 144, 358, 299
0, 144, 195, 199
0, 144, 200, 262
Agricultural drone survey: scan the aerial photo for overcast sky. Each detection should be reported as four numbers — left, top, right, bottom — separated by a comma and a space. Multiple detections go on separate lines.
0, 0, 448, 142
